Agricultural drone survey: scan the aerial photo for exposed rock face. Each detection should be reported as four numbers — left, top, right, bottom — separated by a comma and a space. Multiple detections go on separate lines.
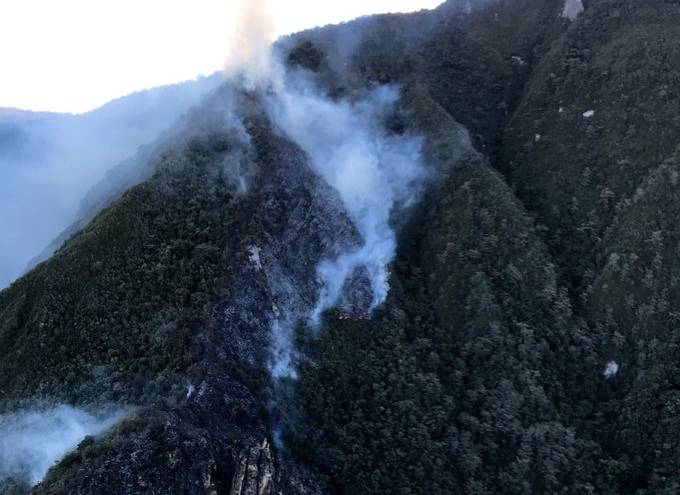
231, 440, 274, 495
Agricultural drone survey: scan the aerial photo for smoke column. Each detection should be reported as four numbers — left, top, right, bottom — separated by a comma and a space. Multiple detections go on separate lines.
224, 0, 276, 88
226, 1, 427, 378
269, 80, 426, 324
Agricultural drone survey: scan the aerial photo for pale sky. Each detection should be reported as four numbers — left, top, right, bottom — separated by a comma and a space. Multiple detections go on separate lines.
0, 0, 442, 114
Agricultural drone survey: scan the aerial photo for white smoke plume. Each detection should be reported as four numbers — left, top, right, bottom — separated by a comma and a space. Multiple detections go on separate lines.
224, 0, 276, 88
268, 79, 426, 324
562, 0, 584, 20
226, 2, 427, 378
0, 405, 125, 487
270, 318, 299, 380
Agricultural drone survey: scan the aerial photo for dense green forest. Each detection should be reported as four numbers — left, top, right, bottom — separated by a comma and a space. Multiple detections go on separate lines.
2, 1, 680, 494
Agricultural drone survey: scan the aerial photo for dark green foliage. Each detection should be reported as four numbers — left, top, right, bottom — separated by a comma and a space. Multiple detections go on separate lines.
503, 0, 680, 293
288, 1, 562, 154
287, 41, 325, 72
0, 124, 251, 410
291, 311, 458, 495
289, 158, 595, 494
584, 146, 680, 493
284, 1, 680, 494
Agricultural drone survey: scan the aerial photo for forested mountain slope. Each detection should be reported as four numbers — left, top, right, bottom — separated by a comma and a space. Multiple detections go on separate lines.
2, 1, 680, 494
0, 74, 223, 289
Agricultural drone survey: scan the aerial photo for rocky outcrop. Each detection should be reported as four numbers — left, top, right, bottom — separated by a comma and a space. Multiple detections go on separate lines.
231, 440, 276, 495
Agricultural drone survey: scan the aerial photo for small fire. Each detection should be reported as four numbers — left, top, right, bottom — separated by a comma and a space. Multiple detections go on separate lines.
337, 314, 370, 321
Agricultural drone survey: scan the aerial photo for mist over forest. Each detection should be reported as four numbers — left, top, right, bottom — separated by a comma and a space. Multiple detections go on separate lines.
0, 74, 222, 288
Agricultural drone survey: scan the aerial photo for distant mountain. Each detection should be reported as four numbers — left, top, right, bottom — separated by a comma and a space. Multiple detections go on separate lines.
0, 73, 224, 288
3, 1, 680, 494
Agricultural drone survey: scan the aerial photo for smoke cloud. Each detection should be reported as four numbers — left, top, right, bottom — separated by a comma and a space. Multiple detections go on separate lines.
226, 2, 427, 377
269, 79, 426, 324
224, 0, 276, 88
562, 0, 584, 20
0, 405, 124, 487
0, 75, 222, 289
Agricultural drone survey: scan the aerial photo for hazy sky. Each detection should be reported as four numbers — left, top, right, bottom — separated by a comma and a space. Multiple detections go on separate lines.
0, 0, 442, 114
